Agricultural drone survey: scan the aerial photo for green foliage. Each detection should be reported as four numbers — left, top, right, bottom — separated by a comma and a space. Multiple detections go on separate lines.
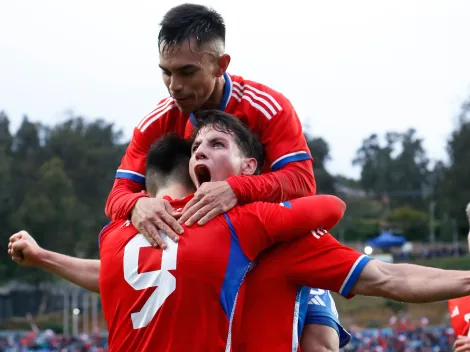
303, 133, 336, 194
387, 206, 429, 241
0, 111, 124, 283
1, 91, 470, 284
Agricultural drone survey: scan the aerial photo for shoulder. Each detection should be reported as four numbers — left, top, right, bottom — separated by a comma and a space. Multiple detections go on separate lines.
134, 96, 180, 133
99, 219, 139, 246
228, 74, 295, 121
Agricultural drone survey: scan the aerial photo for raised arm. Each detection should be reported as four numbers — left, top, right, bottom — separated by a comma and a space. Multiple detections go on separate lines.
352, 261, 470, 303
8, 231, 100, 293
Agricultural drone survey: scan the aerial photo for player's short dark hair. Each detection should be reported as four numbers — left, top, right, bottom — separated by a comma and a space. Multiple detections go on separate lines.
145, 134, 193, 196
193, 110, 265, 174
158, 4, 225, 53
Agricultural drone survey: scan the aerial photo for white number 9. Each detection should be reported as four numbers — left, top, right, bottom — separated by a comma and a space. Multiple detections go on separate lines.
123, 233, 178, 329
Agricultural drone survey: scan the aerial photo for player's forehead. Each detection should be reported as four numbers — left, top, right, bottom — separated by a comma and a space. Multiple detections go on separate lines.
193, 126, 236, 146
159, 38, 212, 70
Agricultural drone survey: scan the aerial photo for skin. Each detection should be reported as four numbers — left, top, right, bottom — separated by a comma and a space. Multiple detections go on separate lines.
131, 37, 236, 247
8, 128, 343, 351
159, 38, 231, 114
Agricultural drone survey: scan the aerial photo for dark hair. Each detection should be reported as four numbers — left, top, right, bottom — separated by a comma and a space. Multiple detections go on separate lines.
192, 110, 265, 174
145, 134, 193, 196
158, 4, 225, 53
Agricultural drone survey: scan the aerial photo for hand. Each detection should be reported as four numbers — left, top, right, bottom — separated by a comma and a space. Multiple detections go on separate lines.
179, 181, 238, 226
8, 231, 43, 267
454, 335, 470, 352
131, 197, 184, 249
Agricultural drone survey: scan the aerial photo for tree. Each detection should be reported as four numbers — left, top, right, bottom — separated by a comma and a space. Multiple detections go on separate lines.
441, 97, 470, 235
9, 157, 86, 283
304, 134, 336, 194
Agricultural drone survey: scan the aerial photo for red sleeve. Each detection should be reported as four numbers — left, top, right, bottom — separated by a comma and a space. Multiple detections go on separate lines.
277, 234, 372, 298
229, 195, 345, 260
104, 98, 178, 220
228, 92, 316, 203
105, 178, 150, 220
226, 159, 315, 204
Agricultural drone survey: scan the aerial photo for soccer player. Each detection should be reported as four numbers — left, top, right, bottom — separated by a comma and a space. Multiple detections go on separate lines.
450, 202, 470, 352
107, 4, 343, 349
106, 3, 316, 247
235, 201, 470, 351
10, 114, 345, 352
9, 113, 470, 351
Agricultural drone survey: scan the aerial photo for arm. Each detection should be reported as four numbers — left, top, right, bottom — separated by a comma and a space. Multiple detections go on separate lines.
227, 160, 316, 204
352, 261, 470, 303
228, 95, 316, 203
234, 195, 345, 259
105, 178, 148, 220
104, 126, 150, 220
36, 251, 100, 293
104, 102, 184, 247
105, 98, 176, 220
9, 231, 100, 293
261, 195, 345, 240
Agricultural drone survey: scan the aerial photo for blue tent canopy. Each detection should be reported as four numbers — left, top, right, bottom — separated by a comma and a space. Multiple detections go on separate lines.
366, 231, 406, 248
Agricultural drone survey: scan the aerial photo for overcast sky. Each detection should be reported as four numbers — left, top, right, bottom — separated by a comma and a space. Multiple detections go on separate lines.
1, 0, 470, 178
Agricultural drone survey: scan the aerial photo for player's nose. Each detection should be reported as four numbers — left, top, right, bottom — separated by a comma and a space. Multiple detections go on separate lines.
195, 148, 208, 160
169, 76, 183, 93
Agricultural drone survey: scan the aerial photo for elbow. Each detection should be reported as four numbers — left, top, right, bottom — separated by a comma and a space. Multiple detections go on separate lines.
324, 196, 346, 229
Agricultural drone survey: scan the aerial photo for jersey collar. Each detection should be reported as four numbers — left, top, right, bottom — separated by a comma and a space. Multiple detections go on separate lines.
189, 72, 232, 127
162, 193, 195, 210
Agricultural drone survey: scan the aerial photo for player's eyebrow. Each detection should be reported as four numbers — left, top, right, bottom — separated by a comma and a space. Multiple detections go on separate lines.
208, 136, 228, 145
159, 64, 199, 72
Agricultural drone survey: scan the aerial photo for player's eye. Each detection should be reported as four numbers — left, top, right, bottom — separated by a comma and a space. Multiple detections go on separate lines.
191, 144, 199, 153
213, 142, 224, 148
180, 70, 196, 77
161, 70, 171, 76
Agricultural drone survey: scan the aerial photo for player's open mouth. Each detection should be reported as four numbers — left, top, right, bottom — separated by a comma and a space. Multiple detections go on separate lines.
194, 165, 211, 186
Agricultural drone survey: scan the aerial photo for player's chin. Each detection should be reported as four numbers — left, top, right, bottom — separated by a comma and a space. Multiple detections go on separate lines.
175, 99, 198, 114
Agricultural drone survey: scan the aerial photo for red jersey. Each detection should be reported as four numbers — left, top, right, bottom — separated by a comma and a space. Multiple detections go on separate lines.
106, 72, 315, 219
234, 201, 371, 352
99, 194, 344, 352
449, 296, 470, 336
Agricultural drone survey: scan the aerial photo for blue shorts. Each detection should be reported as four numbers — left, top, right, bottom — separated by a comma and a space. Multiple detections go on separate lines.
305, 288, 351, 348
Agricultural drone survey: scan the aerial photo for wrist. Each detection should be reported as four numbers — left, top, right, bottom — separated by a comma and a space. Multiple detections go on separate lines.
226, 176, 243, 201
34, 248, 50, 268
130, 193, 149, 218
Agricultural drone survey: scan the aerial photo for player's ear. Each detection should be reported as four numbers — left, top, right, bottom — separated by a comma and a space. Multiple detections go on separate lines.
240, 157, 257, 176
215, 54, 230, 77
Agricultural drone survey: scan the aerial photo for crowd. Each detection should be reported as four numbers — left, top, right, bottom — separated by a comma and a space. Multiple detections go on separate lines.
0, 330, 108, 352
345, 326, 456, 351
0, 324, 459, 352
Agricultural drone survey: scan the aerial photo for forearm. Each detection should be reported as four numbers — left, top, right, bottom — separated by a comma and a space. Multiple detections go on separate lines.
265, 195, 345, 242
227, 160, 316, 204
105, 178, 148, 220
37, 250, 101, 293
358, 262, 470, 303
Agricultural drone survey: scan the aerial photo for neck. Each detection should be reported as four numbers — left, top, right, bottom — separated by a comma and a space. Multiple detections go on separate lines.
201, 74, 226, 110
155, 183, 194, 200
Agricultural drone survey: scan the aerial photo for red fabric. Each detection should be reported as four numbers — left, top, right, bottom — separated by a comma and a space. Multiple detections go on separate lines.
227, 159, 315, 204
449, 296, 470, 336
105, 178, 149, 220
